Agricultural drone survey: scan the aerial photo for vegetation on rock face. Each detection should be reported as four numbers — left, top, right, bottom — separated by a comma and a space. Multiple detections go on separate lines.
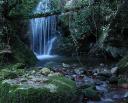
0, 0, 37, 65
0, 0, 127, 61
51, 0, 124, 56
104, 0, 128, 58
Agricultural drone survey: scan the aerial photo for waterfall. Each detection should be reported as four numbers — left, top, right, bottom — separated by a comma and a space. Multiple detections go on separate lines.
30, 0, 57, 59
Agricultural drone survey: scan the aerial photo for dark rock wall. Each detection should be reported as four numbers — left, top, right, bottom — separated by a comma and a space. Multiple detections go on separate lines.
104, 0, 128, 58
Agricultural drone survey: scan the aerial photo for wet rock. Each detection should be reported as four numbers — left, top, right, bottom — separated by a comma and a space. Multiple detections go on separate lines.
111, 67, 118, 74
97, 70, 112, 79
96, 82, 108, 94
96, 76, 109, 81
56, 69, 67, 75
77, 76, 95, 88
92, 68, 100, 77
74, 67, 85, 75
84, 76, 95, 85
20, 78, 27, 82
40, 68, 51, 76
113, 94, 121, 100
65, 75, 74, 80
109, 76, 118, 85
13, 63, 26, 69
95, 80, 104, 85
100, 63, 105, 67
85, 70, 93, 76
75, 75, 95, 88
75, 75, 85, 87
93, 68, 100, 74
124, 92, 128, 98
100, 98, 114, 103
62, 63, 70, 68
48, 72, 62, 77
71, 64, 78, 69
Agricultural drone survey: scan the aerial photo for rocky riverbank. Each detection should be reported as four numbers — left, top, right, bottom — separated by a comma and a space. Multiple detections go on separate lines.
0, 62, 127, 103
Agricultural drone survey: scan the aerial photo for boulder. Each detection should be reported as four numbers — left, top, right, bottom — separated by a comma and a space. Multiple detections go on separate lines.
97, 71, 112, 79
0, 75, 78, 103
74, 67, 84, 75
0, 66, 25, 80
48, 72, 62, 77
111, 67, 118, 74
12, 63, 26, 69
40, 68, 51, 76
109, 76, 118, 85
82, 87, 101, 101
62, 63, 70, 68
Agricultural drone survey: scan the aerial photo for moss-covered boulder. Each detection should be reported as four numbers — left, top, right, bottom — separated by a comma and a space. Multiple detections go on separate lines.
82, 87, 101, 101
0, 75, 78, 103
40, 67, 51, 76
0, 64, 25, 80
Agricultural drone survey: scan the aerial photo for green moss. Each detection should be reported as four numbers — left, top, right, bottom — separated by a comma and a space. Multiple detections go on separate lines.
48, 76, 76, 93
0, 64, 25, 80
117, 54, 128, 74
0, 76, 78, 103
82, 87, 100, 101
12, 63, 26, 69
0, 69, 24, 80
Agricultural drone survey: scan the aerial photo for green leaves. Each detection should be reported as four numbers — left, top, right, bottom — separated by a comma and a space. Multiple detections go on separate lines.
9, 0, 38, 16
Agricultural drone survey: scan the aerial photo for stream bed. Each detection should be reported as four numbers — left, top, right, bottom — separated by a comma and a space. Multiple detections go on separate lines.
36, 56, 128, 103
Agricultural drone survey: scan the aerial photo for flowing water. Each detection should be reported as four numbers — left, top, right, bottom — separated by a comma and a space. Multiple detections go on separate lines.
30, 0, 57, 59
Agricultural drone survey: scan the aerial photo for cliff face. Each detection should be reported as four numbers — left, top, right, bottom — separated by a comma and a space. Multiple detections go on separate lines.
104, 0, 128, 58
0, 17, 37, 65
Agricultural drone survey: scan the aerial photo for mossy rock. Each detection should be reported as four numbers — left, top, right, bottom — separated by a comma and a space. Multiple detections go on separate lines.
12, 63, 26, 69
10, 35, 37, 65
40, 67, 51, 76
82, 87, 101, 101
0, 64, 25, 80
0, 76, 78, 103
117, 54, 128, 74
0, 68, 25, 80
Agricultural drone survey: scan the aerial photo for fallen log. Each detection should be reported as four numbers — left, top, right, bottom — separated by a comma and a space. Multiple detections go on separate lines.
9, 4, 89, 19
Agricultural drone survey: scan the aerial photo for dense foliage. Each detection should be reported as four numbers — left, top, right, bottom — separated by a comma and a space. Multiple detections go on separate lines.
51, 0, 122, 55
0, 0, 37, 65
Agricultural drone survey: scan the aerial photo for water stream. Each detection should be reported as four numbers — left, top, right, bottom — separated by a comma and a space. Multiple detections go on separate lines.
30, 0, 57, 59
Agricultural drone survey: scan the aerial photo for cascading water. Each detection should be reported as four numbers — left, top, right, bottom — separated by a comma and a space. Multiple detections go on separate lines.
30, 0, 57, 59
